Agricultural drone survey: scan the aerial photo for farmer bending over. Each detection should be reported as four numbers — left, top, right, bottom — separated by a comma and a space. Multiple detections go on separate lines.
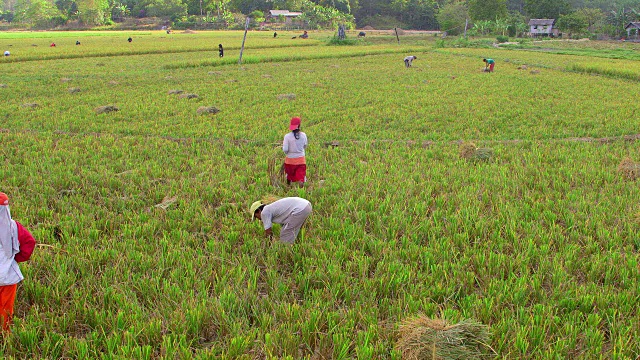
483, 58, 495, 72
283, 117, 308, 187
0, 192, 35, 332
404, 55, 417, 68
251, 197, 312, 244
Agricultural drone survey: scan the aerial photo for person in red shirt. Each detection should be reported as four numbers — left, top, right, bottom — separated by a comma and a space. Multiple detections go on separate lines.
0, 192, 35, 331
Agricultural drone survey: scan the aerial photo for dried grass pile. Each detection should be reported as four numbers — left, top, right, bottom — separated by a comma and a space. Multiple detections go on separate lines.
60, 78, 72, 82
0, 84, 7, 88
179, 93, 199, 99
68, 87, 81, 93
168, 89, 184, 95
517, 65, 528, 70
619, 158, 640, 180
21, 103, 39, 108
530, 70, 540, 74
459, 142, 493, 162
396, 316, 492, 360
197, 106, 220, 115
95, 105, 119, 114
277, 93, 296, 101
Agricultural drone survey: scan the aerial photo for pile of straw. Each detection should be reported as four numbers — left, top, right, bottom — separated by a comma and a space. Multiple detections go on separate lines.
459, 142, 493, 162
396, 316, 492, 360
619, 158, 640, 180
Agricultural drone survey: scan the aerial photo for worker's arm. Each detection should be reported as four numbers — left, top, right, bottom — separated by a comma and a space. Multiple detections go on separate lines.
282, 136, 289, 154
14, 221, 35, 263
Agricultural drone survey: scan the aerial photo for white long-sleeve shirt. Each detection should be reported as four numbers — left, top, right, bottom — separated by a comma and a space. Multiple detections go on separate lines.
283, 131, 307, 159
260, 197, 311, 230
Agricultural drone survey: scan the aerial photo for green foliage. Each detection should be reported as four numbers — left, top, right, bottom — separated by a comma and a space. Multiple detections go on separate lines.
326, 35, 359, 45
146, 0, 187, 19
13, 0, 64, 27
556, 11, 588, 36
436, 1, 468, 35
469, 0, 507, 21
76, 0, 109, 25
524, 0, 571, 19
496, 34, 508, 42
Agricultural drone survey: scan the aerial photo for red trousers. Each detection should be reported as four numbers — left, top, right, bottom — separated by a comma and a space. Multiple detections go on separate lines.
284, 164, 306, 183
0, 284, 17, 331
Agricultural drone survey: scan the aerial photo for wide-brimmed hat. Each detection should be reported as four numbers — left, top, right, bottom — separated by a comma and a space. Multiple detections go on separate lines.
289, 117, 301, 130
250, 200, 263, 220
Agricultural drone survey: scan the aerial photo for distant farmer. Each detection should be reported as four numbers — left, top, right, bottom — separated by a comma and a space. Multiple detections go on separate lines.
404, 55, 417, 68
250, 197, 312, 244
483, 58, 495, 72
274, 32, 278, 38
127, 37, 132, 43
3, 51, 9, 57
358, 31, 366, 37
50, 43, 56, 47
283, 116, 308, 187
0, 192, 35, 332
300, 30, 309, 39
218, 44, 224, 58
75, 41, 80, 45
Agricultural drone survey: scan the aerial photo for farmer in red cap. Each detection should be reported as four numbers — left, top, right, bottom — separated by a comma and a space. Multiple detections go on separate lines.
0, 192, 35, 332
283, 117, 308, 187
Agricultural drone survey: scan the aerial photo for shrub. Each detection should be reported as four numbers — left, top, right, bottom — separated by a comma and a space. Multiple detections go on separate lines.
496, 35, 509, 43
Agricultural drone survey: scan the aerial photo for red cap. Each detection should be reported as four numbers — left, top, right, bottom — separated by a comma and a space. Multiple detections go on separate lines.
0, 193, 8, 206
289, 117, 301, 130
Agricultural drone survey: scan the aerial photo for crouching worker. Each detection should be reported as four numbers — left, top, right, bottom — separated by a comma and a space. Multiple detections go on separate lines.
250, 197, 312, 244
0, 192, 35, 332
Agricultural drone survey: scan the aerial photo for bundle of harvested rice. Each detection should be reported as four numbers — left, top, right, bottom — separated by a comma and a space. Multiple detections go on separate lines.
267, 150, 286, 187
168, 89, 184, 95
179, 93, 199, 99
95, 105, 119, 114
68, 87, 81, 93
619, 158, 640, 180
396, 315, 492, 360
459, 142, 493, 162
277, 93, 296, 101
197, 106, 220, 115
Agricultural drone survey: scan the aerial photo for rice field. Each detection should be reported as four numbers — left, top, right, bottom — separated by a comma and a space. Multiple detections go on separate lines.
0, 31, 639, 359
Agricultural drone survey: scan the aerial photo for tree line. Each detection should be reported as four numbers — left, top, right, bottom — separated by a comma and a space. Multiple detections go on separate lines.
1, 0, 640, 37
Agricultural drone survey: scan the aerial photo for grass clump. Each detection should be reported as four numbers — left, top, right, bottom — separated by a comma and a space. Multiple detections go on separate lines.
396, 315, 492, 360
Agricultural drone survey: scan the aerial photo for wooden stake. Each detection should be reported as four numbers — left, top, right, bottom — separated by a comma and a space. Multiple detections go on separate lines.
238, 17, 250, 65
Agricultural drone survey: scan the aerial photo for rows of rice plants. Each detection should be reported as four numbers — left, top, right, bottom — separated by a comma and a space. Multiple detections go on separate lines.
0, 32, 639, 358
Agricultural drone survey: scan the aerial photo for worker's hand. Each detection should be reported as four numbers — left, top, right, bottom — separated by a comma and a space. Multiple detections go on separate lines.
265, 228, 273, 238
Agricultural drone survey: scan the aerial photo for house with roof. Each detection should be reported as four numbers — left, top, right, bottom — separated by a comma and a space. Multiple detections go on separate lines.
625, 22, 640, 39
528, 19, 558, 37
268, 10, 303, 25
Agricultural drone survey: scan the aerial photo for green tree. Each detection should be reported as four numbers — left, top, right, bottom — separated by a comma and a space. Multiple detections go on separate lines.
524, 0, 571, 19
76, 0, 109, 24
576, 7, 603, 31
436, 1, 467, 35
469, 0, 506, 21
14, 0, 63, 26
556, 11, 587, 36
146, 0, 186, 18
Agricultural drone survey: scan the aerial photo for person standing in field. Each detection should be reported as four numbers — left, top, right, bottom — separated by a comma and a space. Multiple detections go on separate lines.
483, 58, 495, 72
218, 44, 224, 58
0, 192, 35, 332
404, 55, 417, 68
250, 197, 312, 244
3, 51, 9, 57
283, 117, 308, 187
